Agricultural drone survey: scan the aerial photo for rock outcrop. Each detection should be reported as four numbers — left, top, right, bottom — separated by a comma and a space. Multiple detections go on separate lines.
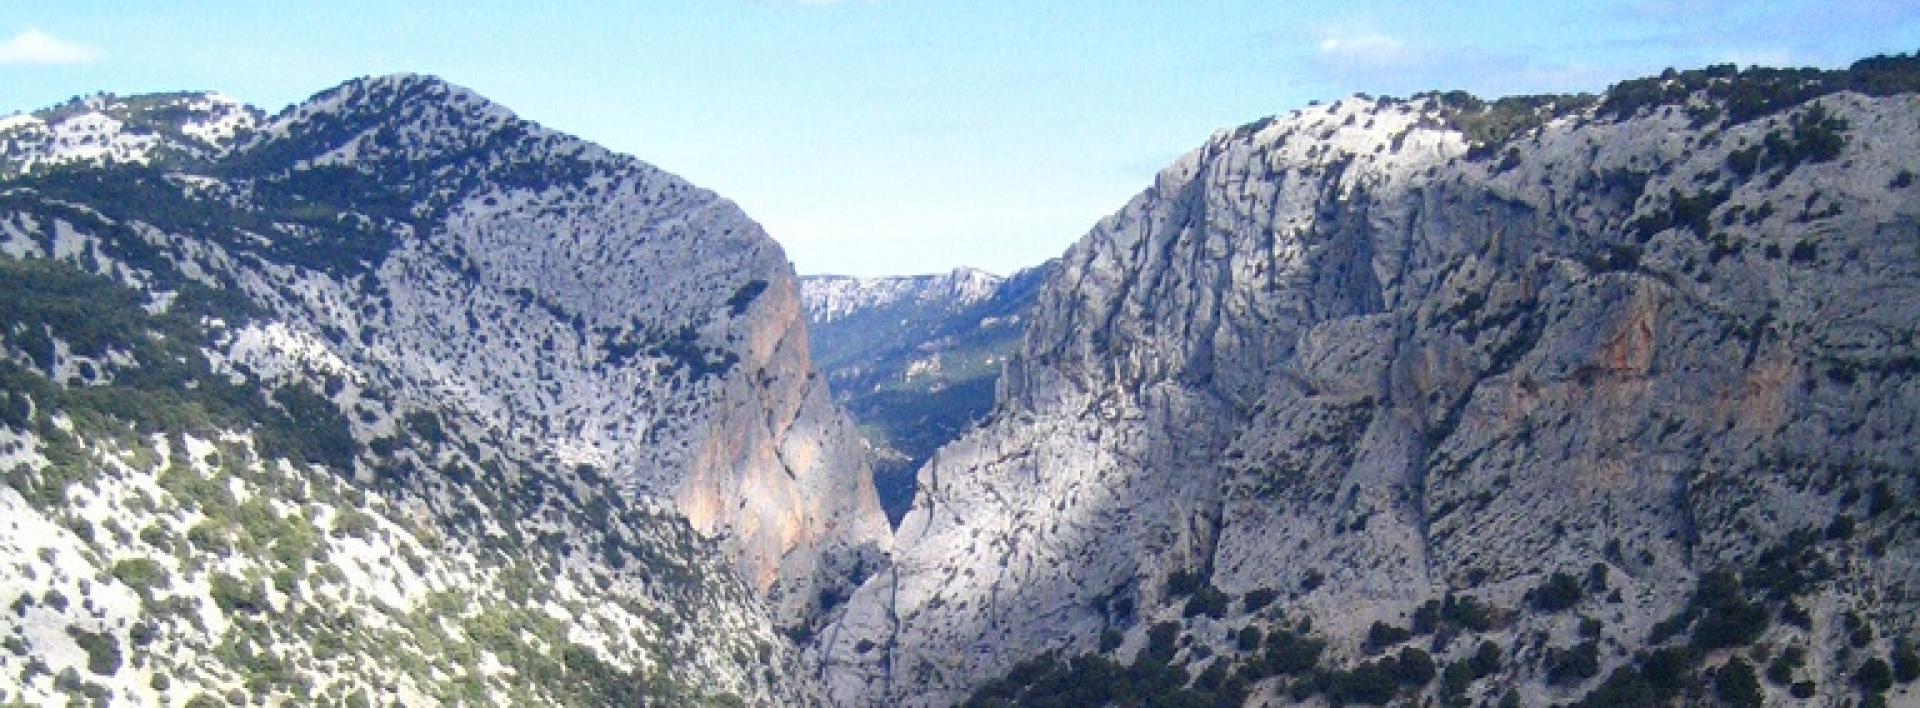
822, 64, 1920, 706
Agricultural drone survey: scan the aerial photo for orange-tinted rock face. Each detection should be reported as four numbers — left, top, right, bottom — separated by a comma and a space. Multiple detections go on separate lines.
679, 271, 890, 621
1594, 283, 1660, 377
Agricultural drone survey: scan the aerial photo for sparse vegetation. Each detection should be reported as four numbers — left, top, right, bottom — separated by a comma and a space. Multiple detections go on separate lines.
66, 627, 123, 676
1598, 53, 1920, 122
1424, 91, 1597, 158
1529, 571, 1584, 613
109, 558, 170, 597
7, 52, 1920, 708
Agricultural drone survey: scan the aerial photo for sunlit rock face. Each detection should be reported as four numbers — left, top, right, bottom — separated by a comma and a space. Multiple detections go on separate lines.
822, 85, 1920, 706
0, 75, 885, 704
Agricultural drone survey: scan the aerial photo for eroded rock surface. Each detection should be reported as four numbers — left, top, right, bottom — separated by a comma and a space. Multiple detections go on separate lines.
0, 75, 886, 704
824, 86, 1920, 706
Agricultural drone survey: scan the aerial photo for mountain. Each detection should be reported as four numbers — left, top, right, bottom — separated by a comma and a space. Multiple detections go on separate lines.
819, 57, 1920, 706
802, 264, 1054, 525
9, 57, 1920, 708
0, 76, 886, 705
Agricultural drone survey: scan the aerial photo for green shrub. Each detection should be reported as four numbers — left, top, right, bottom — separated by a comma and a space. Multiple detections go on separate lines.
1260, 627, 1326, 676
1300, 569, 1325, 592
258, 384, 358, 470
1579, 616, 1604, 638
1182, 584, 1229, 619
129, 622, 159, 647
1469, 641, 1502, 679
138, 523, 176, 549
1235, 626, 1261, 653
1441, 661, 1475, 698
42, 588, 69, 612
1715, 657, 1763, 708
110, 558, 170, 596
1544, 641, 1600, 686
1366, 621, 1411, 648
1412, 600, 1440, 635
1242, 587, 1279, 613
1530, 572, 1583, 612
66, 627, 123, 676
209, 573, 267, 614
1328, 660, 1400, 704
1574, 667, 1659, 707
1688, 570, 1768, 650
331, 508, 378, 539
186, 520, 232, 555
1445, 593, 1497, 631
1394, 647, 1435, 686
1165, 569, 1203, 596
1143, 622, 1181, 664
1856, 657, 1894, 696
1768, 646, 1806, 685
1642, 646, 1699, 696
1893, 640, 1919, 683
1845, 611, 1876, 648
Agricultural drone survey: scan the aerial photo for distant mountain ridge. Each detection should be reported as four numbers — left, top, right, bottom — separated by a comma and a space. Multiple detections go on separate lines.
804, 267, 1006, 324
0, 92, 260, 176
802, 263, 1054, 524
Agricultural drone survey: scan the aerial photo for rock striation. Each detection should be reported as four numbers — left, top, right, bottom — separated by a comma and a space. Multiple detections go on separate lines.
0, 75, 886, 704
822, 63, 1920, 706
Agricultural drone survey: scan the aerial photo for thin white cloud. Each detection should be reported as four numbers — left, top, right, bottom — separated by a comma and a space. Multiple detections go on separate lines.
1316, 31, 1415, 66
1304, 28, 1623, 98
0, 30, 100, 66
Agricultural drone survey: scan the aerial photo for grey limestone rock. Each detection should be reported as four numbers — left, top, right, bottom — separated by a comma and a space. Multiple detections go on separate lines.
823, 89, 1920, 705
0, 75, 888, 704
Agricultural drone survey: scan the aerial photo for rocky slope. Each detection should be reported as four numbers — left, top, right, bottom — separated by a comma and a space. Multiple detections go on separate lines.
802, 265, 1053, 525
0, 77, 886, 705
820, 58, 1920, 706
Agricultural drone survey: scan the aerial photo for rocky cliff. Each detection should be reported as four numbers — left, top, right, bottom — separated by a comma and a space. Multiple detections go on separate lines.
802, 265, 1053, 525
0, 76, 886, 704
821, 59, 1920, 706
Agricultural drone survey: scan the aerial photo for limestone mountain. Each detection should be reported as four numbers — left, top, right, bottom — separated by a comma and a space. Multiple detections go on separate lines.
801, 264, 1053, 525
9, 55, 1920, 708
820, 56, 1920, 706
0, 75, 886, 705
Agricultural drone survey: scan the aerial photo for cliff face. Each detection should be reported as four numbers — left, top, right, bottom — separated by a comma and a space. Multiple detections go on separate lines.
823, 76, 1920, 705
263, 74, 894, 625
0, 76, 885, 704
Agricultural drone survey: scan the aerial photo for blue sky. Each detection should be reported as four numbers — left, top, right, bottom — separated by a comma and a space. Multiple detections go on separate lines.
4, 1, 1917, 277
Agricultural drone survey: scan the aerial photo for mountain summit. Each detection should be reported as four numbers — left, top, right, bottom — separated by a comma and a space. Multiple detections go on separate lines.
0, 75, 886, 704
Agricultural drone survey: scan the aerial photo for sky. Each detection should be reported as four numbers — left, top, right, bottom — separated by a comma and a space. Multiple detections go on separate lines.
3, 1, 1918, 277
